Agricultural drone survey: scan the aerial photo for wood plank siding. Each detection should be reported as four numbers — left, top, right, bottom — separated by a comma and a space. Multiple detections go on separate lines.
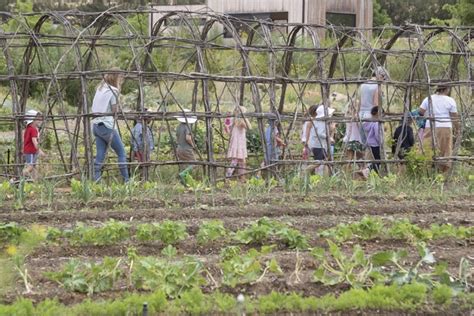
151, 0, 373, 36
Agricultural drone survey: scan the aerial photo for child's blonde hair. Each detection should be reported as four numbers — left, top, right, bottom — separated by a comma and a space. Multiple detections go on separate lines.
98, 67, 123, 90
233, 106, 251, 129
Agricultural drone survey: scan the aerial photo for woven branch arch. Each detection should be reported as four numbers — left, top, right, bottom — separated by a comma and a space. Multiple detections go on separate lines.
0, 10, 472, 182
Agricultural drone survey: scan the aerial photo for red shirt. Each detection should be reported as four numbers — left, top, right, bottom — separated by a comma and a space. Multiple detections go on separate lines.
23, 124, 39, 154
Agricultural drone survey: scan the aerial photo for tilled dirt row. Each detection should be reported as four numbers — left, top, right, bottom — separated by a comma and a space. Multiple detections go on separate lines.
0, 195, 472, 228
1, 194, 472, 308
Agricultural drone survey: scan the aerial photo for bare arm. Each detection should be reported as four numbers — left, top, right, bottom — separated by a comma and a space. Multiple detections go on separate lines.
276, 135, 286, 147
450, 112, 460, 135
32, 137, 39, 150
32, 137, 45, 156
305, 122, 311, 146
372, 87, 379, 107
186, 134, 194, 147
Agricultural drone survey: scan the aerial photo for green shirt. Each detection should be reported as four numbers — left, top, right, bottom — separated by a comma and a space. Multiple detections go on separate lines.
176, 123, 193, 150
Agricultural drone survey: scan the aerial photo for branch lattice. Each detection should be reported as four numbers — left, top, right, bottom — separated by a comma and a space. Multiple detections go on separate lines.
0, 9, 472, 182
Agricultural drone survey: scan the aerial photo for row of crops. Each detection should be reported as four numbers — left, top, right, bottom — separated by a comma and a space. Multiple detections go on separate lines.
0, 216, 472, 314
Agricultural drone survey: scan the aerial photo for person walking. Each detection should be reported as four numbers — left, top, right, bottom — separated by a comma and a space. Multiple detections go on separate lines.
226, 106, 251, 180
305, 105, 335, 175
358, 66, 388, 147
175, 108, 198, 185
362, 106, 382, 175
392, 116, 415, 159
91, 68, 129, 182
22, 110, 45, 181
301, 105, 318, 160
131, 109, 155, 162
418, 85, 459, 172
343, 106, 365, 173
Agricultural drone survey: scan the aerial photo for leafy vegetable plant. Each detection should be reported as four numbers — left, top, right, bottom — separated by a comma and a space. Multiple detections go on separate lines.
275, 227, 310, 250
387, 219, 432, 243
220, 246, 282, 287
156, 220, 188, 245
319, 216, 383, 242
233, 217, 283, 245
196, 220, 227, 245
371, 242, 470, 292
45, 257, 122, 296
68, 220, 130, 246
130, 252, 204, 298
311, 240, 380, 288
0, 222, 26, 244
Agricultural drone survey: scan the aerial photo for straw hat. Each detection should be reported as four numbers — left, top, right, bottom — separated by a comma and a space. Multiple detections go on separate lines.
315, 105, 335, 118
176, 108, 197, 124
24, 109, 39, 125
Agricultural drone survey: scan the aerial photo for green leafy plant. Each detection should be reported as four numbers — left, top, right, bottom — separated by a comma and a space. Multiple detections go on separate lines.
388, 219, 432, 243
275, 227, 310, 250
284, 172, 324, 196
45, 227, 63, 243
220, 246, 280, 287
196, 220, 227, 245
0, 222, 26, 244
219, 246, 242, 261
233, 217, 283, 245
319, 216, 383, 242
156, 220, 188, 245
135, 223, 160, 242
70, 178, 95, 204
45, 257, 122, 296
68, 220, 130, 246
430, 223, 474, 240
371, 242, 470, 292
311, 240, 381, 288
131, 254, 204, 298
405, 150, 430, 178
319, 223, 354, 243
351, 216, 384, 240
0, 181, 13, 203
105, 178, 140, 200
246, 177, 277, 197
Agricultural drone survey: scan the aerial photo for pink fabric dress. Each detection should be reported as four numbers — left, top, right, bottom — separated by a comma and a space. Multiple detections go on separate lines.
227, 125, 247, 159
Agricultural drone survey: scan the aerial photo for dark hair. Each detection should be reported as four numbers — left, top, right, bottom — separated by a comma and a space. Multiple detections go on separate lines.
308, 104, 318, 117
370, 106, 379, 116
435, 85, 449, 93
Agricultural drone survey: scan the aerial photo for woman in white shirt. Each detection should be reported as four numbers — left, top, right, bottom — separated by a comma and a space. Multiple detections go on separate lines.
91, 69, 129, 182
418, 85, 459, 172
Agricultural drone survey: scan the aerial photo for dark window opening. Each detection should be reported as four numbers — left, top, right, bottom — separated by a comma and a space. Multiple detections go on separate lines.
326, 12, 356, 27
224, 12, 288, 38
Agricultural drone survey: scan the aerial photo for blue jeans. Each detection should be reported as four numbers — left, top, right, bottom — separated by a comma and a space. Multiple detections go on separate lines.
93, 124, 129, 182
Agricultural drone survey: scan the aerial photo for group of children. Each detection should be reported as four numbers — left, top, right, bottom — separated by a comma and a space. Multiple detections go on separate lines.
19, 67, 443, 184
20, 103, 417, 183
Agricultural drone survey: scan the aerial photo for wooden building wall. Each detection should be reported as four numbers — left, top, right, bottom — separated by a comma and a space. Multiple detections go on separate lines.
151, 0, 373, 36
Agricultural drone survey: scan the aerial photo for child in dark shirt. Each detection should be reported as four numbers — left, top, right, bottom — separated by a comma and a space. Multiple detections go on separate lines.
392, 117, 415, 159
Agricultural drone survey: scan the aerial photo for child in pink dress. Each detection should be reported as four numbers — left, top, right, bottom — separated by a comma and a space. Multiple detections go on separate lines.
226, 106, 251, 180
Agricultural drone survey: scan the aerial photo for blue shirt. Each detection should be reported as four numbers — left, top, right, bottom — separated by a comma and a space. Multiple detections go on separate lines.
131, 123, 154, 152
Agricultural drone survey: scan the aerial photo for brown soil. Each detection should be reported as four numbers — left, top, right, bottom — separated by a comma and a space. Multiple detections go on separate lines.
0, 193, 472, 309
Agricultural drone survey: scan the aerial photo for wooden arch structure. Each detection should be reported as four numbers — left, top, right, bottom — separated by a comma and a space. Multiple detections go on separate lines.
0, 9, 472, 182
